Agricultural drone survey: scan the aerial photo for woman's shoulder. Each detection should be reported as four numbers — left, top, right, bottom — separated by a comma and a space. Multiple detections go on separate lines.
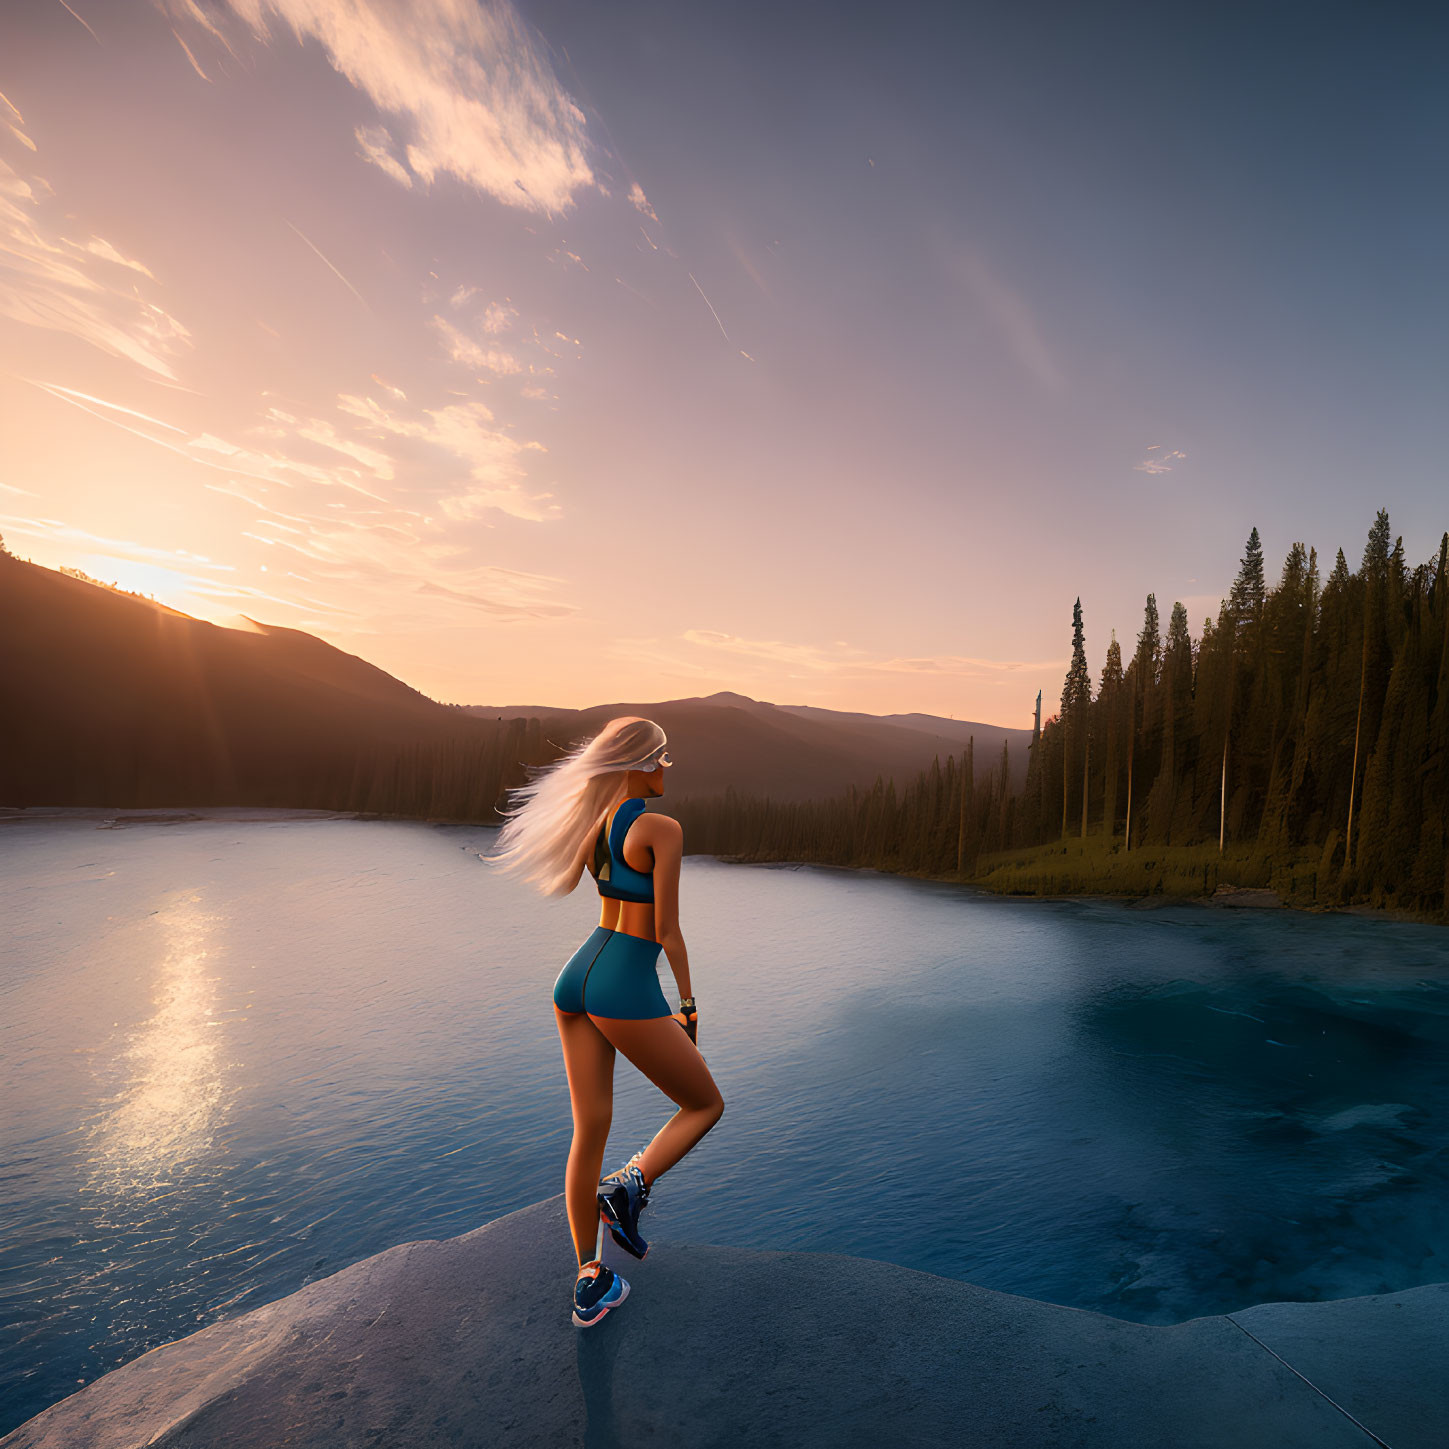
638, 807, 682, 840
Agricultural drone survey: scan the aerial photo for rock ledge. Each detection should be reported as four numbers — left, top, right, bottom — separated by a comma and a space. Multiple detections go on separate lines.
4, 1197, 1443, 1448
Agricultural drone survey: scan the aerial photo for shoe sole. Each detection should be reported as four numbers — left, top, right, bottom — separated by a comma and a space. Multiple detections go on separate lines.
572, 1276, 630, 1328
597, 1199, 649, 1260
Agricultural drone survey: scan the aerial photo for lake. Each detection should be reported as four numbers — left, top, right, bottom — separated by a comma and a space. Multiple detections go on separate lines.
2, 811, 1447, 1434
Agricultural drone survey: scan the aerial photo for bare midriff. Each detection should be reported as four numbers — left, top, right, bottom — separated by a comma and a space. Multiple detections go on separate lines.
598, 896, 657, 943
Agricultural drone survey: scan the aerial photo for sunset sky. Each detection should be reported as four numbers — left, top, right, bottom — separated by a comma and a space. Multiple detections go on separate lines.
2, 1, 1444, 725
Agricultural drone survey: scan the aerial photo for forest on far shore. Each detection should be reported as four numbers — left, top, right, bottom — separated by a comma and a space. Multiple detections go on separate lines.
667, 510, 1449, 922
6, 511, 1446, 920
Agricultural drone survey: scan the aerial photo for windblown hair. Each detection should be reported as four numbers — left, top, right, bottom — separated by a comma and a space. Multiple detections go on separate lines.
483, 716, 668, 897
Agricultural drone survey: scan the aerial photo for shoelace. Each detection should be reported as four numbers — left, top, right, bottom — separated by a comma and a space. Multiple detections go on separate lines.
603, 1151, 651, 1200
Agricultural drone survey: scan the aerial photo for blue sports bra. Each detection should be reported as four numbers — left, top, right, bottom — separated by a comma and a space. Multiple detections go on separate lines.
590, 797, 654, 903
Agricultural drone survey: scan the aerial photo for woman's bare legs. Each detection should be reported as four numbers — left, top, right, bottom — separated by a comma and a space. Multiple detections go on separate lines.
587, 1015, 724, 1185
554, 1005, 616, 1267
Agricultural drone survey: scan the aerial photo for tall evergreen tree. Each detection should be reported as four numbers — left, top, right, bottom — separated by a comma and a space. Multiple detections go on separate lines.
1228, 526, 1266, 638
1060, 597, 1091, 835
1124, 594, 1160, 849
1147, 603, 1192, 843
1098, 632, 1124, 839
1348, 510, 1394, 869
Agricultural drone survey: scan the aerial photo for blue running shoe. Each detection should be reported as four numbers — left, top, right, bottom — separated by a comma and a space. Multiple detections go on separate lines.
572, 1260, 629, 1328
597, 1159, 651, 1259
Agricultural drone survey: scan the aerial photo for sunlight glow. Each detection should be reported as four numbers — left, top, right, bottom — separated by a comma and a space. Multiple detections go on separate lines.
74, 555, 202, 608
85, 895, 232, 1196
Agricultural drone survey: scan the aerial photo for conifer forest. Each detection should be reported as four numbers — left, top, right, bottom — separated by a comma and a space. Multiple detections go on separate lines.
10, 511, 1446, 922
253, 509, 1449, 922
668, 510, 1449, 922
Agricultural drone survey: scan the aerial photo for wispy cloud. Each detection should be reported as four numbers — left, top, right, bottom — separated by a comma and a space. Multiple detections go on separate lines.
627, 181, 658, 222
334, 391, 560, 523
416, 575, 575, 619
353, 122, 411, 188
172, 26, 210, 79
0, 153, 191, 377
177, 0, 599, 214
482, 300, 518, 334
429, 314, 522, 374
0, 515, 232, 571
610, 627, 1066, 685
1134, 447, 1187, 476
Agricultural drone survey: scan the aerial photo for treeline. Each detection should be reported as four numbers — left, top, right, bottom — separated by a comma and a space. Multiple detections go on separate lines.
258, 507, 1449, 921
1015, 511, 1449, 914
658, 510, 1449, 922
345, 718, 544, 819
665, 736, 1018, 877
12, 516, 1446, 920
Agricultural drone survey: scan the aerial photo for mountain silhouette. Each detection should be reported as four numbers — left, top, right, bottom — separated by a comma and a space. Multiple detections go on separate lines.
2, 556, 1031, 810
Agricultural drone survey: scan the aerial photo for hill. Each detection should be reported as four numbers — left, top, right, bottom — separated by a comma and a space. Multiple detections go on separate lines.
465, 690, 1030, 805
0, 556, 486, 809
1, 555, 1030, 812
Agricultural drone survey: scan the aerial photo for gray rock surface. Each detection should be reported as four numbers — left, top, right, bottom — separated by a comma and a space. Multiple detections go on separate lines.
4, 1197, 1442, 1448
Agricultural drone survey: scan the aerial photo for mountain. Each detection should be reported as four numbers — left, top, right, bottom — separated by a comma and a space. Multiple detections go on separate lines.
0, 556, 484, 808
463, 690, 1031, 805
1, 555, 1033, 811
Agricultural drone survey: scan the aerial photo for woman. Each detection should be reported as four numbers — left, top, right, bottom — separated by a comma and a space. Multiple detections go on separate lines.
485, 716, 725, 1327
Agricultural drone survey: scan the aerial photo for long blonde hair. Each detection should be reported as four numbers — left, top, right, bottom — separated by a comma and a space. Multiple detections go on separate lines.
484, 716, 668, 896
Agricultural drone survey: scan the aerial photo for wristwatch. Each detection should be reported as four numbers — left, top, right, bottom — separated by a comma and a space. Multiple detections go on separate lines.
679, 997, 696, 1013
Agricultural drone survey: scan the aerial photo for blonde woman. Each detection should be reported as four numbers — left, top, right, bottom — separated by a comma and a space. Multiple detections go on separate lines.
485, 717, 725, 1327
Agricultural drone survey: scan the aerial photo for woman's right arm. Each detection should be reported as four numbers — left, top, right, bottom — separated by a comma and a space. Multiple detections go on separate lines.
650, 815, 692, 1004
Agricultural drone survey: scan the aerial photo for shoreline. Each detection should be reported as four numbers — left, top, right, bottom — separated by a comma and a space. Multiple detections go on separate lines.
715, 853, 1446, 928
5, 806, 1441, 927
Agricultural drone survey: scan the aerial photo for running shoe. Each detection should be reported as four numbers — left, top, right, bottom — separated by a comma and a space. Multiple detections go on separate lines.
597, 1157, 651, 1259
572, 1260, 629, 1328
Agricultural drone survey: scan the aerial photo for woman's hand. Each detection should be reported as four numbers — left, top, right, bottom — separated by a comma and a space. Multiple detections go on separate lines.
673, 997, 698, 1045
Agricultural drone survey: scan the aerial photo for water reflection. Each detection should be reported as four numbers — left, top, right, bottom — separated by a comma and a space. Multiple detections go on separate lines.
85, 893, 231, 1197
5, 819, 1448, 1439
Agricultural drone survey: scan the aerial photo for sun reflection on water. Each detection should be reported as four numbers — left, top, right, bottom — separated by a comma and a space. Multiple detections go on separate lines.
85, 894, 232, 1197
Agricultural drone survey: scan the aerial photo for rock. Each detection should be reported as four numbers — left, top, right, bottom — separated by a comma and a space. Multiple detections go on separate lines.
4, 1197, 1443, 1449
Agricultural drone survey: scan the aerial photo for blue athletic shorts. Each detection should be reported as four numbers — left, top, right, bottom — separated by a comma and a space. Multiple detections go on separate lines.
553, 926, 672, 1019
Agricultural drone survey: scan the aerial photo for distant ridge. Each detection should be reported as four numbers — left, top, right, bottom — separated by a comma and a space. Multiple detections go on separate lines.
1, 555, 1032, 811
464, 690, 1031, 804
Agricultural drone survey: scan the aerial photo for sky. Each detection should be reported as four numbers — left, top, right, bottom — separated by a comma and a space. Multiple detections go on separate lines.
1, 0, 1445, 726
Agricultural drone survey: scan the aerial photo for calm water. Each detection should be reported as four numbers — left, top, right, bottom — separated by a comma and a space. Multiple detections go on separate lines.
2, 813, 1448, 1432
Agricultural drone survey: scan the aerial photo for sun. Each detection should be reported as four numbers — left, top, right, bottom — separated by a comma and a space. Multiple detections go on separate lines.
74, 554, 203, 610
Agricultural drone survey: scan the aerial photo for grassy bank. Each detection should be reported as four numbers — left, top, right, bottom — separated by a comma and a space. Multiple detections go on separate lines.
968, 836, 1346, 912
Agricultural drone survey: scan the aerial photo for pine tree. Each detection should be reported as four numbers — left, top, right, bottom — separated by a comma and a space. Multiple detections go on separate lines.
1147, 603, 1192, 842
1124, 595, 1160, 849
1099, 632, 1124, 839
1348, 511, 1394, 869
1060, 598, 1091, 835
1228, 526, 1266, 639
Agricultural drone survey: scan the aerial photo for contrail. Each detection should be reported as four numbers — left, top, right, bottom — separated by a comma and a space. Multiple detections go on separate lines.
687, 271, 730, 342
172, 28, 210, 81
285, 221, 371, 310
29, 379, 188, 432
18, 377, 290, 490
55, 0, 101, 45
